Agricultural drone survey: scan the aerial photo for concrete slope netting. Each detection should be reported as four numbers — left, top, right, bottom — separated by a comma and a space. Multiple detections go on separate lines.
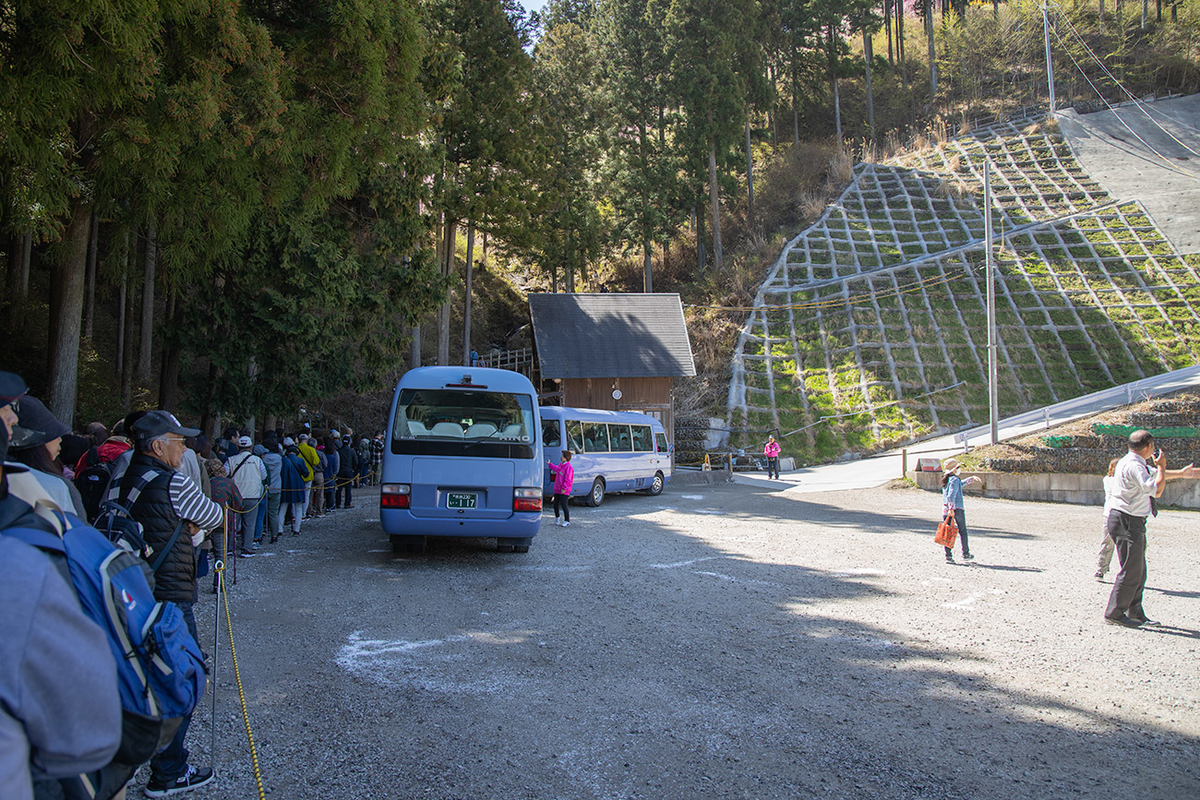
729, 119, 1200, 462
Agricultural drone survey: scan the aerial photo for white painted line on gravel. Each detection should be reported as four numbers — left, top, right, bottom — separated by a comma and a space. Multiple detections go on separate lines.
832, 568, 888, 577
694, 570, 787, 589
942, 588, 1005, 609
505, 565, 592, 573
648, 556, 725, 570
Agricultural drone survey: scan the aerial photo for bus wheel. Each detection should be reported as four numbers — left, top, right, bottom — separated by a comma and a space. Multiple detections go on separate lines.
391, 535, 426, 556
587, 477, 605, 507
644, 471, 665, 496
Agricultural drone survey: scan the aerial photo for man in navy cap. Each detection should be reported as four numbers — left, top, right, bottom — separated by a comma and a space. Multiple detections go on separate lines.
118, 411, 222, 796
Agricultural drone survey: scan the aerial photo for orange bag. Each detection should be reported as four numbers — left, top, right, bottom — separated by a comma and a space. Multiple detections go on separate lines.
934, 512, 958, 548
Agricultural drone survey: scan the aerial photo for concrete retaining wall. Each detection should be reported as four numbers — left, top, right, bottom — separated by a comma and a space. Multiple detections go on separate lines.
907, 470, 1200, 509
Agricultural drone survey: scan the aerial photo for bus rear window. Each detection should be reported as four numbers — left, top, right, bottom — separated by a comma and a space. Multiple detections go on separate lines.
392, 388, 536, 458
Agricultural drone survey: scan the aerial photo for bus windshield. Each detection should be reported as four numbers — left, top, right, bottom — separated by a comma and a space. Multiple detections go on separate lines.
391, 388, 537, 458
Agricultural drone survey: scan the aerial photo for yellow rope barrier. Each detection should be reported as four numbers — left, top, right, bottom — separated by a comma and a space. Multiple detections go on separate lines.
214, 560, 267, 800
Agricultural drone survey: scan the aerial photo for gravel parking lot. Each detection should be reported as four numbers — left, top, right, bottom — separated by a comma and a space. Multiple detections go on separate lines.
136, 479, 1200, 800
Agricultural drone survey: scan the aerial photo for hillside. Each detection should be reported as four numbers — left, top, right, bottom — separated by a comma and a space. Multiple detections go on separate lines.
727, 109, 1200, 464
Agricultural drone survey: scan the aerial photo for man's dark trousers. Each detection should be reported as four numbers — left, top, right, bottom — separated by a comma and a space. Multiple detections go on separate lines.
1105, 511, 1147, 620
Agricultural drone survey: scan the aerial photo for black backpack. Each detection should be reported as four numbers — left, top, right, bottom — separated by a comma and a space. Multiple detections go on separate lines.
75, 455, 117, 523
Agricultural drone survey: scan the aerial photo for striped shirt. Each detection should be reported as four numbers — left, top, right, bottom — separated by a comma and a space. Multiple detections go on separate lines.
169, 472, 224, 532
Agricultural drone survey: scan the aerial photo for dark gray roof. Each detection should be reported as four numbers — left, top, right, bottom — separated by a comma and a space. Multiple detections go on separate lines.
528, 293, 696, 379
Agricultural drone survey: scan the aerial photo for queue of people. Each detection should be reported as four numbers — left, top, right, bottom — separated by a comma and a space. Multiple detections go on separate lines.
0, 370, 382, 799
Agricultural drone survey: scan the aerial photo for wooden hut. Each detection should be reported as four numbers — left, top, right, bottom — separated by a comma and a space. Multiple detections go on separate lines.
527, 293, 696, 443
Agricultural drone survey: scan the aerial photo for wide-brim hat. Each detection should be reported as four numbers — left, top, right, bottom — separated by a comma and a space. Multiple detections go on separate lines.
941, 457, 962, 473
10, 396, 70, 451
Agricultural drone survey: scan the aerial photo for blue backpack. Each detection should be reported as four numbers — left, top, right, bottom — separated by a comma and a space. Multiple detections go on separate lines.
2, 517, 206, 765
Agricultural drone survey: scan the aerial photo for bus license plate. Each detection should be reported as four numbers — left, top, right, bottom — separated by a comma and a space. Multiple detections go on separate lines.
448, 492, 477, 509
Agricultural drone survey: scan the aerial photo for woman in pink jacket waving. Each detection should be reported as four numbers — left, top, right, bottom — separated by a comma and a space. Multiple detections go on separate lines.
764, 435, 781, 479
548, 450, 574, 527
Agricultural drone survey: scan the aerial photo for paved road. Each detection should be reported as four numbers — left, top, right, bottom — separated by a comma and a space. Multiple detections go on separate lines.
736, 364, 1200, 494
1058, 93, 1200, 255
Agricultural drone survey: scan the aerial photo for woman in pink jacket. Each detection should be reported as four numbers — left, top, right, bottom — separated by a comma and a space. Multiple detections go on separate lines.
764, 435, 781, 479
548, 450, 574, 527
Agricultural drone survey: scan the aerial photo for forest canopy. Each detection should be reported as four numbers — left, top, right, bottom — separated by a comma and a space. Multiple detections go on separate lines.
2, 0, 1196, 430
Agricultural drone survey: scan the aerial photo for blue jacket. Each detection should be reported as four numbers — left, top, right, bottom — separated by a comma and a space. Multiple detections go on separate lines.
280, 451, 307, 505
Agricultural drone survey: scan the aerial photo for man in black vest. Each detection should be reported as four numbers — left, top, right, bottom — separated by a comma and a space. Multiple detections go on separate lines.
123, 411, 222, 797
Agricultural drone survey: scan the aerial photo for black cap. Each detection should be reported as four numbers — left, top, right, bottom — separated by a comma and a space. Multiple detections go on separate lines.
0, 371, 27, 404
9, 396, 70, 451
132, 410, 201, 441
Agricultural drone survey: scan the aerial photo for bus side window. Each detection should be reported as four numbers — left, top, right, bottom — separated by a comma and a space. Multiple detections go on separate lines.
542, 420, 561, 449
609, 424, 632, 452
654, 432, 669, 453
631, 425, 653, 452
567, 421, 586, 452
582, 422, 609, 452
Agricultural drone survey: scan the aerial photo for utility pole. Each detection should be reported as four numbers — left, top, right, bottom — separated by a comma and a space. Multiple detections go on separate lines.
985, 160, 999, 445
1043, 1, 1056, 111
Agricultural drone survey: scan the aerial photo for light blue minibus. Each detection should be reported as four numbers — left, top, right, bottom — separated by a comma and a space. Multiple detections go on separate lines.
381, 367, 543, 555
540, 406, 672, 506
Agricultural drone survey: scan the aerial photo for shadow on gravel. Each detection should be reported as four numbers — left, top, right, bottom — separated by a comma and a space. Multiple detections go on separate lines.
200, 482, 1200, 800
1138, 625, 1200, 640
960, 563, 1045, 573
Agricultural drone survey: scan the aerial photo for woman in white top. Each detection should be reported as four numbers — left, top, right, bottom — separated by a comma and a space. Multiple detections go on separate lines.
1095, 458, 1121, 580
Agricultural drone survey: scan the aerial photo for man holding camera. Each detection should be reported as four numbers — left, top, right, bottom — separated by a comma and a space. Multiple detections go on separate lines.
1104, 430, 1168, 628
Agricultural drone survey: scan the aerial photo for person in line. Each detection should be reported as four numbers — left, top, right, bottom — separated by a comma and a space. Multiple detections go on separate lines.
225, 436, 267, 549
259, 438, 283, 544
58, 433, 90, 481
763, 435, 781, 480
204, 458, 243, 587
0, 371, 123, 800
941, 457, 980, 564
296, 433, 319, 518
336, 434, 356, 508
309, 438, 327, 518
356, 436, 372, 487
548, 450, 574, 527
371, 431, 384, 486
280, 439, 308, 537
119, 411, 223, 796
324, 434, 340, 512
8, 395, 87, 518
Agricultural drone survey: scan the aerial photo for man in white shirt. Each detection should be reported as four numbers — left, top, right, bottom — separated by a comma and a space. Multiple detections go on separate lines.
1104, 430, 1165, 627
225, 436, 267, 550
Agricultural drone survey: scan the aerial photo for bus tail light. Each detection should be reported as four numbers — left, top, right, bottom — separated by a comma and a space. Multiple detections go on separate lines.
513, 487, 542, 512
381, 484, 411, 509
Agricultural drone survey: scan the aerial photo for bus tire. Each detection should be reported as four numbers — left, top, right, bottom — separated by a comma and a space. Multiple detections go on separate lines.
643, 471, 665, 496
587, 477, 605, 507
391, 535, 426, 556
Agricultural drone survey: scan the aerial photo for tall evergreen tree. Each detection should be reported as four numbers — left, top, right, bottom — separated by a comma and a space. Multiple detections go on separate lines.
665, 0, 764, 271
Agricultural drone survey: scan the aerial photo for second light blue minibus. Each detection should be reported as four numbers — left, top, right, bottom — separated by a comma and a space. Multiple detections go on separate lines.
540, 406, 672, 506
380, 367, 543, 555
